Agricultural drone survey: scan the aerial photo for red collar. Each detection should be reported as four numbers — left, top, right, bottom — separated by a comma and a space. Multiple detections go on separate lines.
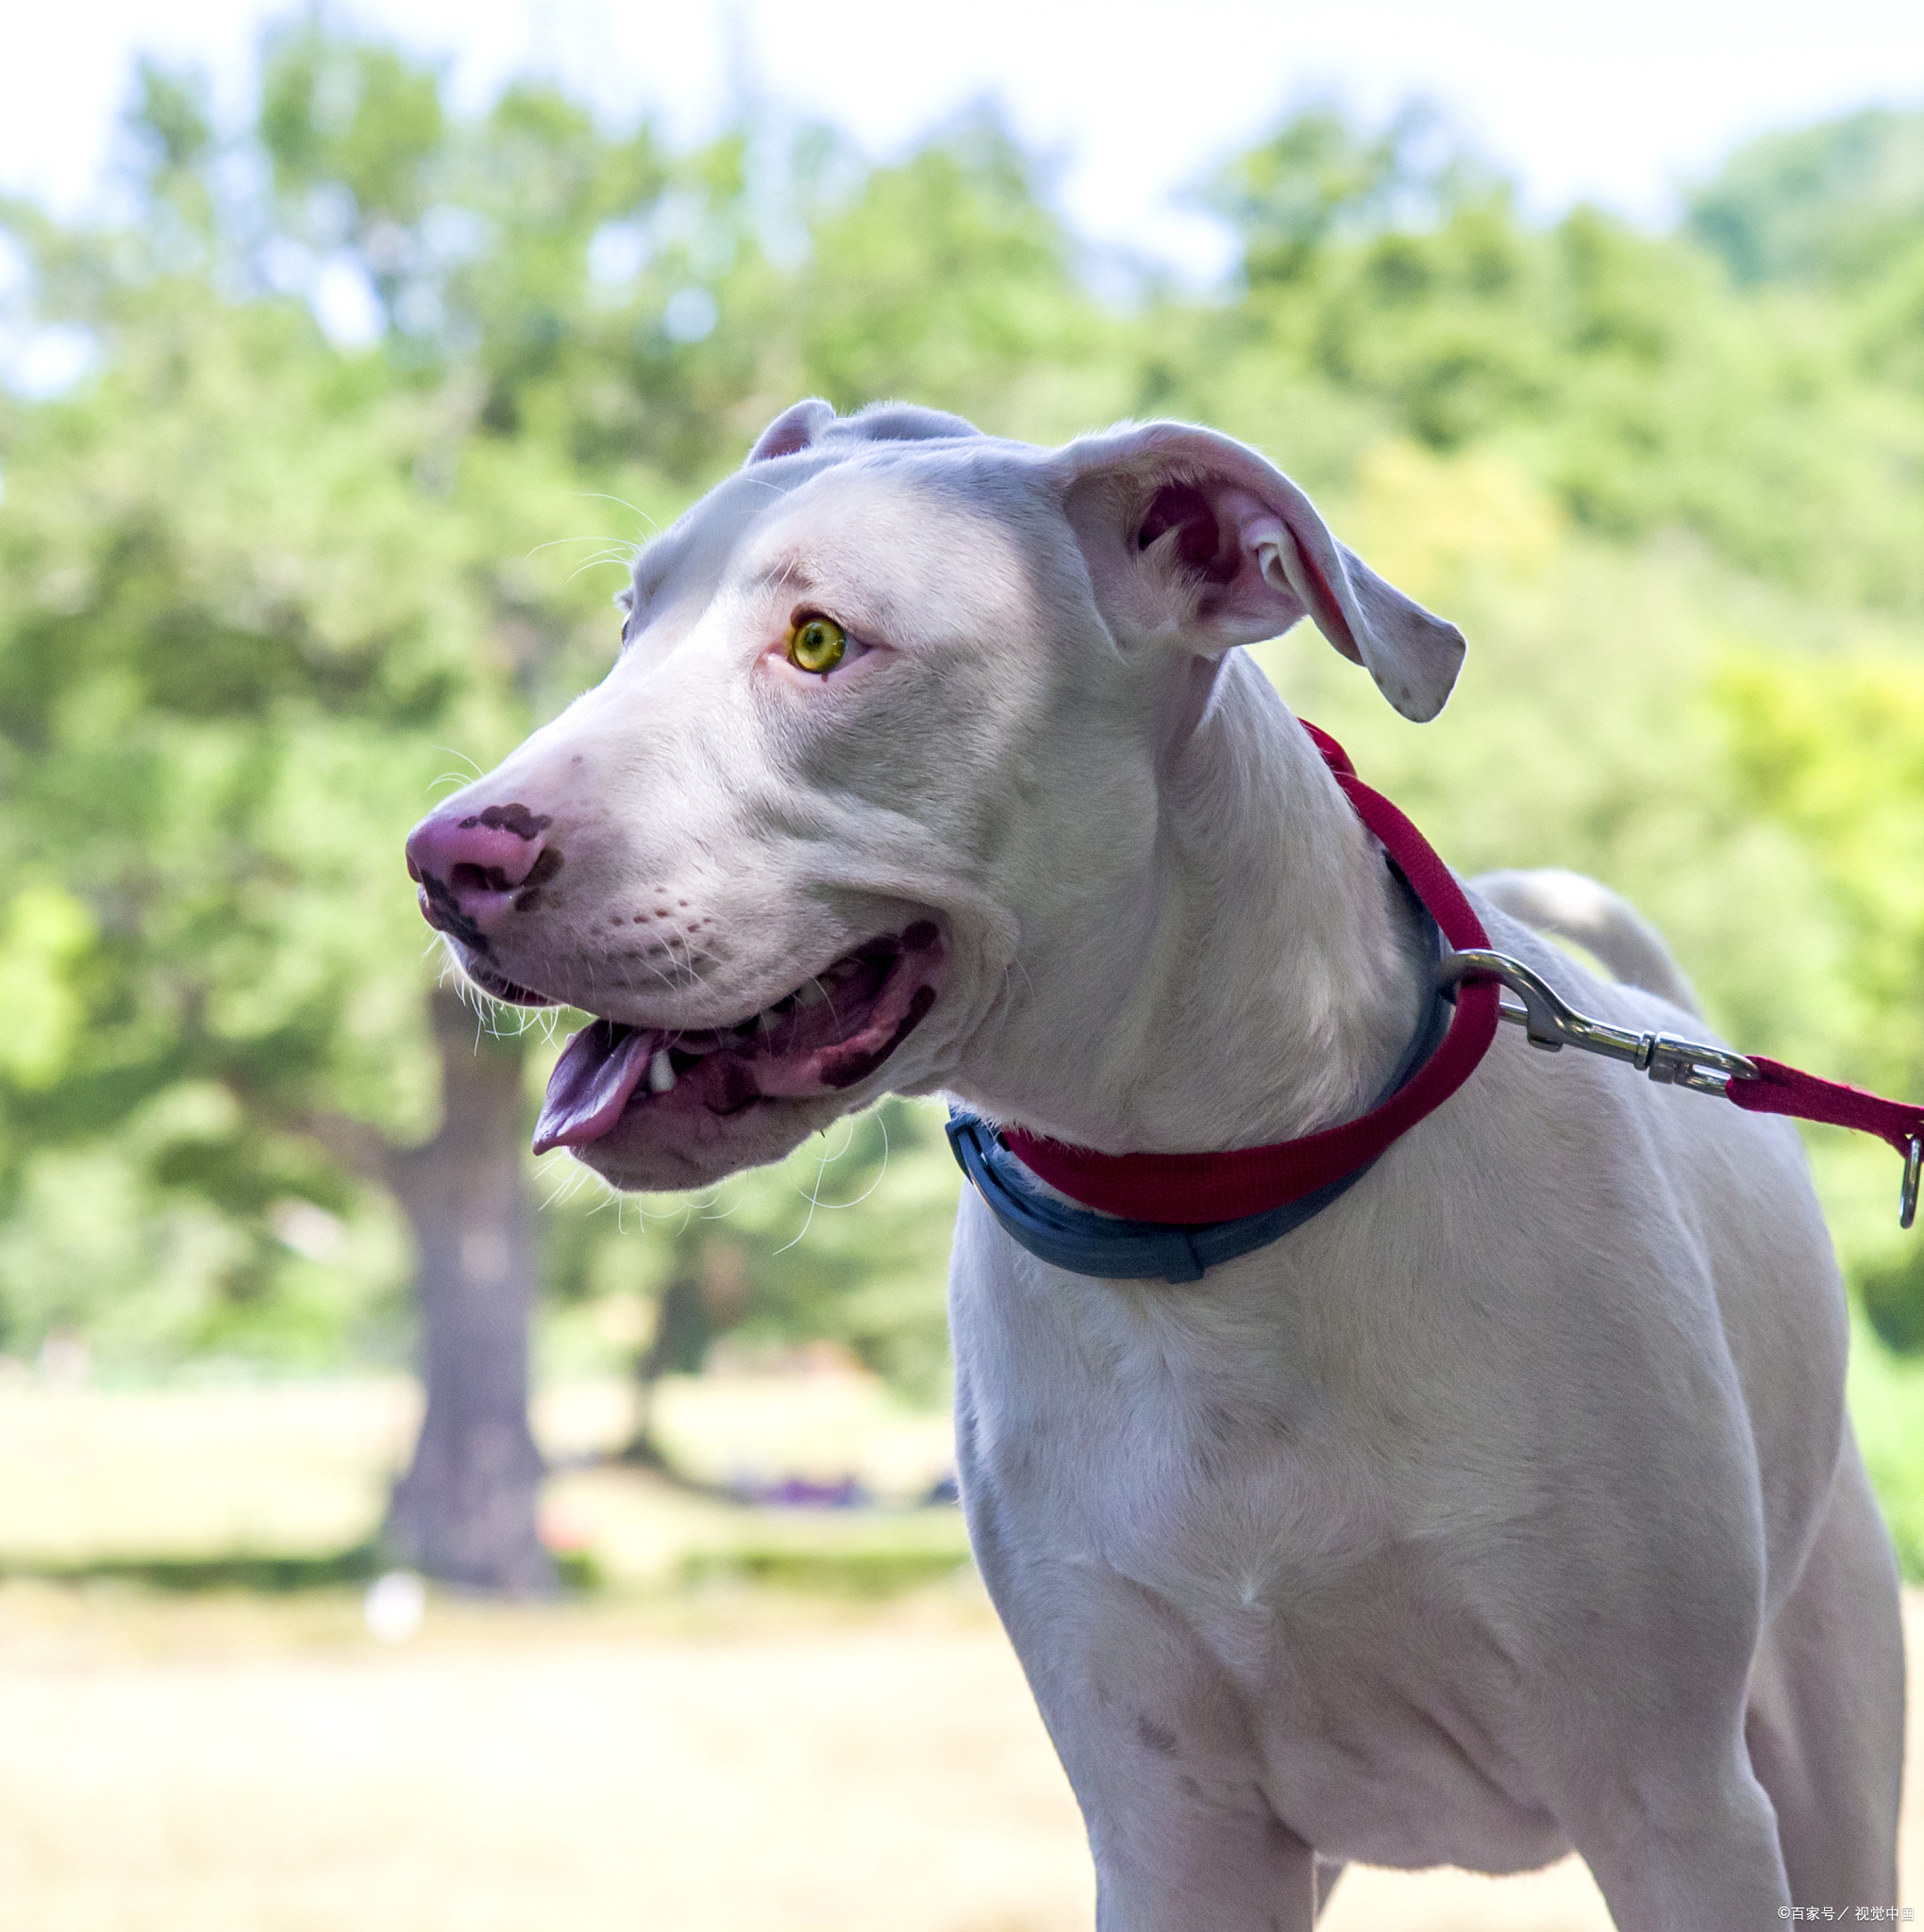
1000, 722, 1501, 1225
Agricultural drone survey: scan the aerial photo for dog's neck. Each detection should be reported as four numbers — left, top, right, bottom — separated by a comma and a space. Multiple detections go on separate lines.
957, 653, 1430, 1157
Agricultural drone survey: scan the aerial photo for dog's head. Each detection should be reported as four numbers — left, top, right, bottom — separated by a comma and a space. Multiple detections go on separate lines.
405, 400, 1464, 1190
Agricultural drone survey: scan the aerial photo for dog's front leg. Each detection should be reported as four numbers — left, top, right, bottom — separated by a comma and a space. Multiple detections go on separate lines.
953, 1231, 1320, 1928
1087, 1797, 1317, 1932
969, 1538, 1317, 1931
1573, 1751, 1794, 1932
1049, 1646, 1318, 1931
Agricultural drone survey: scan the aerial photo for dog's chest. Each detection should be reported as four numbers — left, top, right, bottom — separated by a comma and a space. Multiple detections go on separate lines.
950, 1223, 1564, 1868
952, 1224, 1512, 1580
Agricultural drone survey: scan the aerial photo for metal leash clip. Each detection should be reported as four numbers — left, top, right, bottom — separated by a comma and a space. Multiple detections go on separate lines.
1436, 948, 1760, 1099
1439, 949, 1920, 1229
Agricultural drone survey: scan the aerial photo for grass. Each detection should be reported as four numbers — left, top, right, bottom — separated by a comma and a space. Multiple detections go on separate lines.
0, 1370, 414, 1566
0, 1577, 1097, 1932
0, 1367, 971, 1597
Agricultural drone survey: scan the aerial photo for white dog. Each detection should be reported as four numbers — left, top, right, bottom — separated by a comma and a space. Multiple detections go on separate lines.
406, 400, 1904, 1927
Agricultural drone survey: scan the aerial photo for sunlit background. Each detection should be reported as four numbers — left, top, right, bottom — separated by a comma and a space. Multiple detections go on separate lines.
1, 3, 1922, 1926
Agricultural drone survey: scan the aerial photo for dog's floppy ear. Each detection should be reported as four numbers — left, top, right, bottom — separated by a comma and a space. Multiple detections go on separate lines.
745, 398, 837, 464
1053, 421, 1465, 722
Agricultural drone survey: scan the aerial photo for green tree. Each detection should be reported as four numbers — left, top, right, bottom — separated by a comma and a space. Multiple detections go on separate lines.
0, 44, 645, 1586
1686, 107, 1924, 290
1712, 646, 1924, 1355
0, 27, 1096, 1576
1160, 108, 1924, 613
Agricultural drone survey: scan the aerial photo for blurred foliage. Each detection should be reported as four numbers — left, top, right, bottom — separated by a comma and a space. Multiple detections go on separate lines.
0, 23, 1921, 1409
543, 1098, 958, 1404
1849, 1310, 1924, 1577
1687, 107, 1924, 291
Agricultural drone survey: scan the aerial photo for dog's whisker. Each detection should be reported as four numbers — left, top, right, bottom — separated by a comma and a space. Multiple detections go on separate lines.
428, 744, 485, 780
792, 1108, 889, 1217
528, 533, 617, 558
572, 490, 661, 540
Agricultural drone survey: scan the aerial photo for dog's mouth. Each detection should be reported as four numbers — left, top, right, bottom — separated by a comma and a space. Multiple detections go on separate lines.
529, 922, 943, 1156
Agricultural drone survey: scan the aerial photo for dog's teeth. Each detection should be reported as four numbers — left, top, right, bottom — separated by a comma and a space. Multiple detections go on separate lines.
647, 1049, 676, 1093
795, 982, 828, 1009
757, 1009, 781, 1036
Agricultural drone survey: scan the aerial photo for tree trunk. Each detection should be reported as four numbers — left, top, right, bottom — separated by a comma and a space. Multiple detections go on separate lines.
383, 991, 553, 1595
624, 1269, 700, 1464
620, 1229, 746, 1491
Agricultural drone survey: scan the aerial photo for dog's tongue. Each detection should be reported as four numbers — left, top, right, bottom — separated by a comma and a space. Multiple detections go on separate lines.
534, 1022, 659, 1154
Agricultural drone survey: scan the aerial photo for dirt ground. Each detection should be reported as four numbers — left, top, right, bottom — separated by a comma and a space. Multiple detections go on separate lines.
0, 1580, 1917, 1932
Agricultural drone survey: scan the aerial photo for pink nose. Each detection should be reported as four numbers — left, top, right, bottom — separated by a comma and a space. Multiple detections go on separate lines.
405, 802, 555, 942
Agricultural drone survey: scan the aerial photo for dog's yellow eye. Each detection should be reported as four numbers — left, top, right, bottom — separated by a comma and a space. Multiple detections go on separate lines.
786, 615, 847, 675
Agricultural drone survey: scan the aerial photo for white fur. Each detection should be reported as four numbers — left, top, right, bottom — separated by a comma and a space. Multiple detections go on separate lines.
1472, 867, 1703, 1016
420, 403, 1905, 1927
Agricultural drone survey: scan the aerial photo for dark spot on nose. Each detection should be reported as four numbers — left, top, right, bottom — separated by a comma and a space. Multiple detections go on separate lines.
512, 846, 563, 911
458, 802, 552, 841
417, 876, 490, 952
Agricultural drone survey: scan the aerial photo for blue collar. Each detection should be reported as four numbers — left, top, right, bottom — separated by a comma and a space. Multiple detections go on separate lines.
945, 879, 1452, 1283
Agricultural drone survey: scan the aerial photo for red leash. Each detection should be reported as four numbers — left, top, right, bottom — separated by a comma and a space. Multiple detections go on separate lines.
1729, 1061, 1924, 1186
1004, 722, 1924, 1231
